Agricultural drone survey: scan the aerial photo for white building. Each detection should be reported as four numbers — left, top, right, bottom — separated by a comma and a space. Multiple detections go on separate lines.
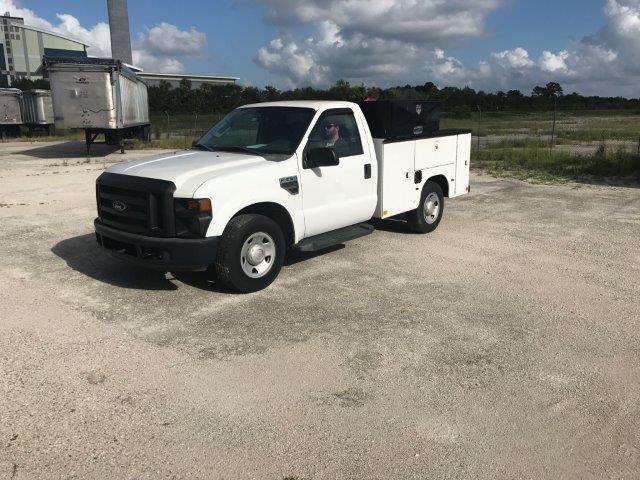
137, 72, 238, 88
1, 7, 237, 90
1, 12, 89, 86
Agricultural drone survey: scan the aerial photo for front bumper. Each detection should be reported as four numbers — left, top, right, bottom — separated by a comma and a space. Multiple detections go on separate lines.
94, 219, 218, 272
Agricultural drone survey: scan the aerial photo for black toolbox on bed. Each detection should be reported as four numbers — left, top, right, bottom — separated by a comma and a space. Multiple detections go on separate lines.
359, 100, 442, 141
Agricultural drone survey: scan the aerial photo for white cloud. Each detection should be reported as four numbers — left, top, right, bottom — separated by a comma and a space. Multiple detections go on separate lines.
256, 0, 503, 43
0, 0, 111, 56
132, 23, 206, 72
0, 0, 204, 73
254, 0, 640, 96
254, 0, 503, 87
137, 22, 206, 55
492, 48, 535, 69
132, 50, 185, 73
53, 13, 111, 57
538, 50, 570, 73
0, 0, 55, 30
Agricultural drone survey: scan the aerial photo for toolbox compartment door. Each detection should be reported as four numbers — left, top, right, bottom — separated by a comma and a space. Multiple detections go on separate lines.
374, 139, 415, 218
454, 133, 471, 197
414, 135, 457, 171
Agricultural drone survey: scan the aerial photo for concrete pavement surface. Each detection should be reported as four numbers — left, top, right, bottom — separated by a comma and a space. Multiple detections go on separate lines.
1, 141, 639, 479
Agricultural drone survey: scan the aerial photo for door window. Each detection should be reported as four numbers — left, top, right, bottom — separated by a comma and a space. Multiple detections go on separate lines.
307, 109, 364, 159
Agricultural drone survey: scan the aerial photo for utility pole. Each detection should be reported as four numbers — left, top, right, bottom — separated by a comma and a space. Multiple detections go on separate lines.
476, 104, 482, 151
550, 95, 557, 153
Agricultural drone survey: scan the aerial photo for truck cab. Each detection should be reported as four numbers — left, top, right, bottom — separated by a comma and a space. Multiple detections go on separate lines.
94, 100, 471, 292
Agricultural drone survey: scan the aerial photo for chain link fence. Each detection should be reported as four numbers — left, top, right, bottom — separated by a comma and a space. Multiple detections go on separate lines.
148, 112, 224, 148
151, 109, 640, 179
442, 109, 640, 179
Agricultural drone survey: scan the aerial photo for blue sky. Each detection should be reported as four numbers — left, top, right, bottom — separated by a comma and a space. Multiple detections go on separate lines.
5, 0, 640, 96
14, 0, 285, 82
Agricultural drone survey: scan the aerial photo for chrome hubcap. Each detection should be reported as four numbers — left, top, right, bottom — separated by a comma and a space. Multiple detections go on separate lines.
240, 232, 276, 279
247, 245, 266, 265
423, 192, 440, 225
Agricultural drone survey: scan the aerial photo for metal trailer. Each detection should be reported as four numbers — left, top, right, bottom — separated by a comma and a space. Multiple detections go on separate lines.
0, 88, 23, 138
21, 89, 55, 134
43, 57, 151, 153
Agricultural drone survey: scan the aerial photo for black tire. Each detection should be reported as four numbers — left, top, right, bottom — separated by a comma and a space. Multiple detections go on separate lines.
407, 181, 445, 234
214, 214, 286, 293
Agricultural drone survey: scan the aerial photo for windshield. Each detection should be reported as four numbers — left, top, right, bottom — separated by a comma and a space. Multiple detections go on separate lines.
195, 107, 316, 156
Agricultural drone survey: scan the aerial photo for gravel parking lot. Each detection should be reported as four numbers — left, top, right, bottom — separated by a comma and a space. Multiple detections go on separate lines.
1, 141, 639, 479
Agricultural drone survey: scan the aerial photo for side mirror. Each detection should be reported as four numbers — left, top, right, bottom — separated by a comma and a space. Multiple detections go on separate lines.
306, 147, 339, 168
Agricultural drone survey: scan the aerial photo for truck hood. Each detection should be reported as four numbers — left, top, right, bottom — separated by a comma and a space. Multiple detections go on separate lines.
106, 150, 273, 196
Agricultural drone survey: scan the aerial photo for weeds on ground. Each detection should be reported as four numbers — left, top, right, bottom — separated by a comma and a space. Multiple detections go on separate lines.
442, 110, 640, 142
473, 144, 640, 183
5, 131, 84, 142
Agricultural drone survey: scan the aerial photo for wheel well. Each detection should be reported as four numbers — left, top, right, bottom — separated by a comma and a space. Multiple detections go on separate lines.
235, 203, 295, 247
426, 174, 450, 197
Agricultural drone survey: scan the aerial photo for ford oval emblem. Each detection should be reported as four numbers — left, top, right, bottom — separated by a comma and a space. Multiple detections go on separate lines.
112, 200, 127, 212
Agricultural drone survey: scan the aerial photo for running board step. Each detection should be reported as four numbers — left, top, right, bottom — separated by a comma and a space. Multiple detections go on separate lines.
295, 223, 374, 252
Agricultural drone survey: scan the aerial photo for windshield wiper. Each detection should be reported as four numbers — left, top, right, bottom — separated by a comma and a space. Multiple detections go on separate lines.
192, 143, 213, 151
211, 146, 260, 155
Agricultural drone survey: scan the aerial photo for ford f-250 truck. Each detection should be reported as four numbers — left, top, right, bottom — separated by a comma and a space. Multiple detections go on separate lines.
94, 100, 471, 292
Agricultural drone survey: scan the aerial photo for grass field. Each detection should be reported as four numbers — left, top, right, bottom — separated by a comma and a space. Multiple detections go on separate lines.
440, 110, 640, 182
442, 109, 640, 142
473, 145, 640, 183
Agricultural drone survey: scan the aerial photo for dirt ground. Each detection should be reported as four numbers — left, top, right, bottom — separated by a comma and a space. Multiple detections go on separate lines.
1, 141, 639, 480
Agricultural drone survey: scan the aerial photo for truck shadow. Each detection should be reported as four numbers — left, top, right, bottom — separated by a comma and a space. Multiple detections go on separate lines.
371, 217, 415, 234
284, 245, 345, 266
52, 234, 181, 291
20, 141, 121, 159
51, 233, 345, 293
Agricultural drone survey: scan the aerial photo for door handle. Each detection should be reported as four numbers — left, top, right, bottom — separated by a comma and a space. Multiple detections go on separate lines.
364, 163, 372, 179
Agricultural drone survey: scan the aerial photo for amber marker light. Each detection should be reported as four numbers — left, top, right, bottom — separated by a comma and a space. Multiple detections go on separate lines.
187, 199, 212, 213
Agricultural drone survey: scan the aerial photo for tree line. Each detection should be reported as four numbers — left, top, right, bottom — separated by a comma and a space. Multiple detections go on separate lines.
10, 77, 640, 117
148, 80, 640, 117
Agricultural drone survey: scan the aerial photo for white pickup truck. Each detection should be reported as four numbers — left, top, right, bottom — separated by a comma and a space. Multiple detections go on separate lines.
94, 100, 471, 292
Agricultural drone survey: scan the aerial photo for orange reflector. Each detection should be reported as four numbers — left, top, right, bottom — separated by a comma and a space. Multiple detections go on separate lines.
188, 199, 212, 212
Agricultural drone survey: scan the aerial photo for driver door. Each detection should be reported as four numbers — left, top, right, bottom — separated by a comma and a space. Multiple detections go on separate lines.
298, 108, 376, 237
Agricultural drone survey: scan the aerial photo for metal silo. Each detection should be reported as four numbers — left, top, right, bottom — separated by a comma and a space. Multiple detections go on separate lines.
107, 0, 133, 65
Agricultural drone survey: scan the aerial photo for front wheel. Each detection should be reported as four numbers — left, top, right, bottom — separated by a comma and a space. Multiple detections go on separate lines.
407, 181, 445, 233
214, 214, 286, 293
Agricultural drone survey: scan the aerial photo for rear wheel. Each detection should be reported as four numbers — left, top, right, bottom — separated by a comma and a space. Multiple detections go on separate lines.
407, 181, 444, 233
214, 214, 285, 293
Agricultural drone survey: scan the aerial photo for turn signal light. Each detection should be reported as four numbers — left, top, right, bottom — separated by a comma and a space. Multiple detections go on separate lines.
187, 198, 212, 213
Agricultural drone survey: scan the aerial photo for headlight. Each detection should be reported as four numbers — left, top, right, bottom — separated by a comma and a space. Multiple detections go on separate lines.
174, 198, 212, 238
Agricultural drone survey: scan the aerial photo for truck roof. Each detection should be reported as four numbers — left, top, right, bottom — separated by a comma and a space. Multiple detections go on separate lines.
240, 100, 359, 111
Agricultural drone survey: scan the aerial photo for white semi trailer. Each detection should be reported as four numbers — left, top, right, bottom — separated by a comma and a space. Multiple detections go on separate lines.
94, 100, 471, 292
0, 88, 23, 138
44, 57, 150, 153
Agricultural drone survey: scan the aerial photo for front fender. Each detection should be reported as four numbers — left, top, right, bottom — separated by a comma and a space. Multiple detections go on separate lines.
195, 175, 305, 242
